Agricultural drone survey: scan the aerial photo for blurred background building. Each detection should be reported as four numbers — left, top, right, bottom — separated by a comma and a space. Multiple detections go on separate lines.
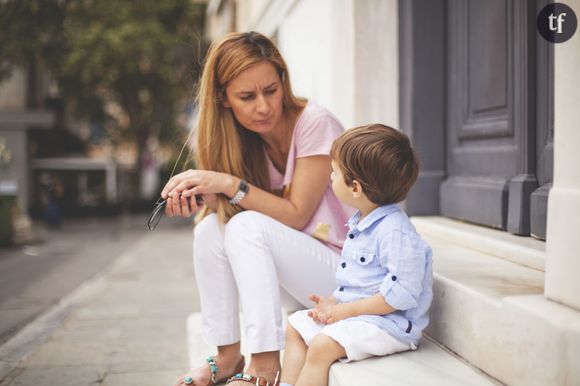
204, 0, 578, 385
0, 0, 207, 243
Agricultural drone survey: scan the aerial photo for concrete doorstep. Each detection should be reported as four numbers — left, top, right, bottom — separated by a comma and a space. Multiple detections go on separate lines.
413, 217, 580, 386
187, 312, 497, 386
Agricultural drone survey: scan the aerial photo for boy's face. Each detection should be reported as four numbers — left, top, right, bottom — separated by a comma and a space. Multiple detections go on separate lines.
331, 160, 355, 206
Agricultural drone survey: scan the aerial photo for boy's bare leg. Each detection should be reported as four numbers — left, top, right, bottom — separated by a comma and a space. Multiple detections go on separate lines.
295, 334, 346, 386
281, 325, 309, 384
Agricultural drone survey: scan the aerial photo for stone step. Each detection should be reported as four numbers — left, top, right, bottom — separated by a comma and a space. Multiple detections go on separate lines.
413, 217, 580, 386
186, 313, 498, 385
329, 337, 499, 386
412, 216, 545, 271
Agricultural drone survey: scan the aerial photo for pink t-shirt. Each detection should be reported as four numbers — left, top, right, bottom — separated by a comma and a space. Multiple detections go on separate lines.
267, 101, 355, 252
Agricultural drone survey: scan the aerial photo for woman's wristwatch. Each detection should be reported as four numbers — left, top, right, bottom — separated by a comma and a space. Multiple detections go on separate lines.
228, 179, 249, 205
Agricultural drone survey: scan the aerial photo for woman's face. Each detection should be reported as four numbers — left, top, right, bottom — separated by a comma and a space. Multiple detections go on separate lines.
223, 60, 284, 135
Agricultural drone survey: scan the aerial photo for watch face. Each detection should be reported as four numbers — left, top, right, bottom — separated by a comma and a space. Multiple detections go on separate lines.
240, 180, 249, 193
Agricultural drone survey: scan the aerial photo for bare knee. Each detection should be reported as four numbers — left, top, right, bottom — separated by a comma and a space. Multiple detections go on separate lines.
305, 334, 344, 367
286, 324, 305, 345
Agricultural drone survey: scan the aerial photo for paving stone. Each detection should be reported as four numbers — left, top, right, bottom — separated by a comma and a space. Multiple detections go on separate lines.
102, 370, 184, 386
5, 365, 108, 386
1, 225, 197, 385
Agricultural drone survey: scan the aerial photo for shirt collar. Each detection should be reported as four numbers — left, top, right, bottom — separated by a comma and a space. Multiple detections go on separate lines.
346, 204, 399, 232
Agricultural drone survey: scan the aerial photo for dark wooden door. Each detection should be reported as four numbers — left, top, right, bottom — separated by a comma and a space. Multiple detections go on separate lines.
439, 0, 552, 237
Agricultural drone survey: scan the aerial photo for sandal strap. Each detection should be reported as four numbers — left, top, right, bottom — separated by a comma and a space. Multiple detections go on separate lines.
206, 356, 219, 384
226, 372, 278, 386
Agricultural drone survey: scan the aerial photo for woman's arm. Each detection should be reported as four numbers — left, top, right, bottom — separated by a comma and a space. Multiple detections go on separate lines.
235, 155, 331, 229
161, 155, 331, 230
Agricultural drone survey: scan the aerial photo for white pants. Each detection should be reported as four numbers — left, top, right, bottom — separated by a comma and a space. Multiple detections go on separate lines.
193, 210, 340, 353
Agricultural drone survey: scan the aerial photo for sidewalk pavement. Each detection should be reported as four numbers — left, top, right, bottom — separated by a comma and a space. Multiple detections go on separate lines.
0, 218, 199, 386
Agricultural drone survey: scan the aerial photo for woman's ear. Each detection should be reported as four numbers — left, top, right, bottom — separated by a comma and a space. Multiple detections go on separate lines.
220, 90, 231, 108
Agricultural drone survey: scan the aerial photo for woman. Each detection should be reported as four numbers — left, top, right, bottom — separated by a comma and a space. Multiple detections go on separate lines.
164, 31, 352, 386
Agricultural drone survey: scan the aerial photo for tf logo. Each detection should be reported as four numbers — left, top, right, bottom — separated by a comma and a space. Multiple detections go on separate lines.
537, 2, 577, 43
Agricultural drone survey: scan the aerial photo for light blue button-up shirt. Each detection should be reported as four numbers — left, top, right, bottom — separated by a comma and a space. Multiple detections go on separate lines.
332, 204, 433, 346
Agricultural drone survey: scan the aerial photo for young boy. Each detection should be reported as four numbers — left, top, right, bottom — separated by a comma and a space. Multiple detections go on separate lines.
279, 124, 433, 386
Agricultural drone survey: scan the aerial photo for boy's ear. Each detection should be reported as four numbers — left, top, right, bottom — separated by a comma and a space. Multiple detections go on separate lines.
351, 180, 364, 199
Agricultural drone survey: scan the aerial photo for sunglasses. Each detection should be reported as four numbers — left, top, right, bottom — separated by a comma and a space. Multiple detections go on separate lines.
147, 194, 204, 231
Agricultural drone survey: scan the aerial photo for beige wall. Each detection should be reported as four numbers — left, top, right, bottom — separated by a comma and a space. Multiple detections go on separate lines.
352, 0, 398, 129
278, 0, 355, 127
236, 0, 271, 32
275, 0, 398, 130
205, 0, 236, 42
545, 0, 580, 311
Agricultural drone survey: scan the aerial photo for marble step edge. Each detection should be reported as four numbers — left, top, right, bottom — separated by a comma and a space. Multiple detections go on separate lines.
411, 216, 545, 271
424, 236, 580, 386
186, 312, 499, 386
329, 336, 501, 386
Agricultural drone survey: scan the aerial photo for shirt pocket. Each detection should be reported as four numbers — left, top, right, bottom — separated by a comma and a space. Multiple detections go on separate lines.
340, 249, 382, 289
350, 250, 376, 266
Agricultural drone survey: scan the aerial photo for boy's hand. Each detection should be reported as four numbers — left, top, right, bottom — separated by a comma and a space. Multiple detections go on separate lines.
320, 302, 352, 324
308, 294, 352, 324
308, 294, 336, 323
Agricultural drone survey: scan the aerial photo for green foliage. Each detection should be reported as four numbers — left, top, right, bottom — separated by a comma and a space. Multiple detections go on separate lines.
0, 0, 206, 169
0, 0, 67, 82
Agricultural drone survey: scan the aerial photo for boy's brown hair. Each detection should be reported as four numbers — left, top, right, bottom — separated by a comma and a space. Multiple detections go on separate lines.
330, 124, 419, 205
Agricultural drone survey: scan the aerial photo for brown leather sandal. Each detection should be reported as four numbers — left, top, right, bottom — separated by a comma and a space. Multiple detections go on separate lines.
225, 371, 280, 386
183, 356, 245, 385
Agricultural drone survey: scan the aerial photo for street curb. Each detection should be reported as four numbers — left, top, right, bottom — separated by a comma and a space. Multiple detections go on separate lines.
0, 232, 151, 382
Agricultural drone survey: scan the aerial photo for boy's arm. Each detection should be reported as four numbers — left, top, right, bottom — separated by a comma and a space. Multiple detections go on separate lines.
342, 293, 397, 318
319, 293, 396, 324
378, 230, 428, 312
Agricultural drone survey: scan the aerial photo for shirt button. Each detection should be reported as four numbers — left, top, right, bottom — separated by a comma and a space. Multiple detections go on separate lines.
349, 233, 354, 239
360, 257, 366, 263
341, 262, 346, 268
339, 287, 344, 292
392, 275, 397, 281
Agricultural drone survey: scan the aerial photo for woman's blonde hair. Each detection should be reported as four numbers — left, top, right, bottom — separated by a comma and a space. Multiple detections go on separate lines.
195, 31, 305, 223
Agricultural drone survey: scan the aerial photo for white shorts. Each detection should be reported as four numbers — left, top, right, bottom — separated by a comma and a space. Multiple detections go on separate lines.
288, 310, 414, 362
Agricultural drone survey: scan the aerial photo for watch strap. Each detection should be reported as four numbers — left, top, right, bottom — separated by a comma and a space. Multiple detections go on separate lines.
228, 179, 248, 205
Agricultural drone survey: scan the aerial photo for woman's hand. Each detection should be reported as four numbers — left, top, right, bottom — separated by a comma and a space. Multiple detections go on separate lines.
162, 169, 237, 198
161, 170, 237, 217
